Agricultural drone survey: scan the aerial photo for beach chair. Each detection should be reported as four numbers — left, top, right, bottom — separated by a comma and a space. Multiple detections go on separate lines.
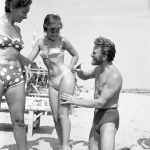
26, 93, 51, 138
0, 94, 51, 138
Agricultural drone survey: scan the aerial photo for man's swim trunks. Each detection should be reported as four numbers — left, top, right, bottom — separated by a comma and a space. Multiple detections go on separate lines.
0, 64, 24, 93
93, 108, 119, 133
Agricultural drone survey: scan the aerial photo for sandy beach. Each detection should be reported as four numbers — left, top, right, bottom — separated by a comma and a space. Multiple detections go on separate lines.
0, 92, 150, 150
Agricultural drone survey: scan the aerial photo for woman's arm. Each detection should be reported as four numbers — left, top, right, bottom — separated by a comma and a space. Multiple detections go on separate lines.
28, 39, 41, 62
62, 37, 79, 70
19, 54, 32, 67
19, 39, 41, 81
19, 39, 41, 69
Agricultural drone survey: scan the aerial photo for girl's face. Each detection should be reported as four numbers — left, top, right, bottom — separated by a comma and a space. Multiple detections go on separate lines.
11, 5, 30, 23
46, 26, 61, 41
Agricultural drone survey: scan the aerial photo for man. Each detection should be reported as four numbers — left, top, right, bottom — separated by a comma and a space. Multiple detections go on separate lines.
61, 36, 123, 150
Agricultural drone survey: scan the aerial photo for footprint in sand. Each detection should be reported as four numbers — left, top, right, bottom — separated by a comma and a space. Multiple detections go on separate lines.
31, 139, 52, 150
130, 144, 143, 150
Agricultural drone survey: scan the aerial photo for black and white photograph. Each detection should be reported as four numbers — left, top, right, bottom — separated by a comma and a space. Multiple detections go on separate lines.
0, 0, 150, 150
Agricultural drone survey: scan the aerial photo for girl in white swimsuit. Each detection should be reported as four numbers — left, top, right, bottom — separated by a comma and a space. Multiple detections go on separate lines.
26, 14, 79, 150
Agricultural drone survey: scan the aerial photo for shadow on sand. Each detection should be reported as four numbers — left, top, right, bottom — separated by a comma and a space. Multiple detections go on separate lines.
138, 138, 150, 149
0, 122, 55, 135
1, 137, 59, 150
0, 123, 13, 132
1, 137, 88, 150
0, 123, 88, 150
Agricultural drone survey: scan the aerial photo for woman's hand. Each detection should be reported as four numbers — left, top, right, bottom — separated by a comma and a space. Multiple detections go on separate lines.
24, 66, 32, 83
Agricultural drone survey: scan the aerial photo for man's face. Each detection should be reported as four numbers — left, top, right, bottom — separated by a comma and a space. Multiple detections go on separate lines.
91, 45, 105, 65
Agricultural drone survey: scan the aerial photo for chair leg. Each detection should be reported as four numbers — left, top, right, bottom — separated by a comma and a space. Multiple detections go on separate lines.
27, 110, 34, 139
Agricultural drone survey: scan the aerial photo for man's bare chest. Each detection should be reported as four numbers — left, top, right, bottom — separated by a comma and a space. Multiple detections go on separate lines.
95, 74, 107, 92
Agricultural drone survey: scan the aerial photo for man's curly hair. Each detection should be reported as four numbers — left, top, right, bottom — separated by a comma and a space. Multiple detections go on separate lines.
94, 36, 116, 62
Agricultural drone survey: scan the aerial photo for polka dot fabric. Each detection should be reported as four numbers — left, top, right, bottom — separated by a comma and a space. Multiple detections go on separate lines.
0, 64, 24, 93
0, 35, 24, 51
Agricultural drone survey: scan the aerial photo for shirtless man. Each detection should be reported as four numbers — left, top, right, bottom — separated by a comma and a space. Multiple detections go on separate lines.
61, 36, 123, 150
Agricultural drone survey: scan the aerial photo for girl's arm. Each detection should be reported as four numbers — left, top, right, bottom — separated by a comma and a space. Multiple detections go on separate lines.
62, 37, 79, 70
20, 39, 41, 81
28, 38, 41, 62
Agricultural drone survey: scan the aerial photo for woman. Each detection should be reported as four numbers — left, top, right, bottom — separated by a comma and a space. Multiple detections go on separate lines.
0, 0, 32, 150
27, 14, 79, 150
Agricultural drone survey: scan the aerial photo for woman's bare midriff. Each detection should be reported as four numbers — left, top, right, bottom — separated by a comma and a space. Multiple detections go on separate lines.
0, 48, 21, 66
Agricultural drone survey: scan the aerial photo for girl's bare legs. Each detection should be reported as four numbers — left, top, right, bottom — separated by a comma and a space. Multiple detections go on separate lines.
5, 82, 27, 150
49, 73, 75, 150
49, 87, 62, 145
58, 73, 75, 150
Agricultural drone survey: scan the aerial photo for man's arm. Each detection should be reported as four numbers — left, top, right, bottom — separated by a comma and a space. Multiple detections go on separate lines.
75, 66, 96, 80
61, 72, 122, 108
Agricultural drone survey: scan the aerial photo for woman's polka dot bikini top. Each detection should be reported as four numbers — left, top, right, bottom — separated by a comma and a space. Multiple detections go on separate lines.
0, 34, 24, 51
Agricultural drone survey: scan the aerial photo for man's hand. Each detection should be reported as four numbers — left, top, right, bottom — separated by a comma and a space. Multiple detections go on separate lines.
61, 93, 76, 105
73, 63, 83, 72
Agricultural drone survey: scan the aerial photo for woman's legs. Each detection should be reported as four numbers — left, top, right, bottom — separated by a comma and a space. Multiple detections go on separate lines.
0, 83, 3, 104
49, 87, 62, 145
58, 73, 75, 150
5, 83, 27, 150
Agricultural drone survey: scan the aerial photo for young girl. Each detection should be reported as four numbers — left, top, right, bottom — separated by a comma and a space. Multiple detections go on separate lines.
27, 14, 79, 150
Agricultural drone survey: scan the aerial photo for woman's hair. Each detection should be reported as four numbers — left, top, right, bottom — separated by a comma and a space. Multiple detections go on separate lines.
5, 0, 32, 13
43, 14, 63, 32
94, 36, 116, 62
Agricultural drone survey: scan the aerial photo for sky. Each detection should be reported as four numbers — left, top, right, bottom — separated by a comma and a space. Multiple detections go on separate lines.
0, 0, 150, 89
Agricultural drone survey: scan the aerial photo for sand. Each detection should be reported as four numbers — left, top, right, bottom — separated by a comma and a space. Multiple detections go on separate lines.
0, 92, 150, 150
